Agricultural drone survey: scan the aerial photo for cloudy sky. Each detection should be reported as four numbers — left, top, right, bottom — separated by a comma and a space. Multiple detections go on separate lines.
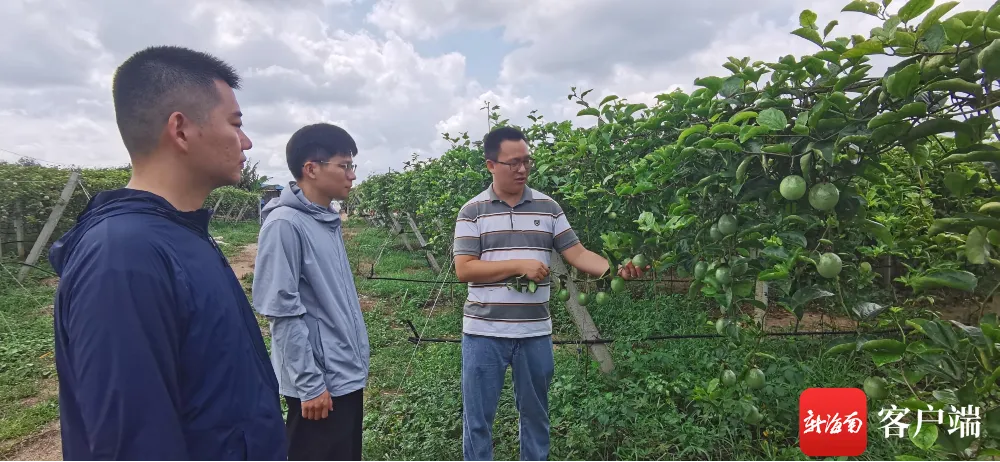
1, 0, 993, 185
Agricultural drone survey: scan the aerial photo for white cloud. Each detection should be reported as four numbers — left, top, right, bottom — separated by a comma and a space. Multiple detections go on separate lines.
2, 0, 997, 186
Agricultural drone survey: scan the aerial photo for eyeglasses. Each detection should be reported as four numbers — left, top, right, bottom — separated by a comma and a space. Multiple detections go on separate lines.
494, 157, 534, 171
316, 160, 357, 173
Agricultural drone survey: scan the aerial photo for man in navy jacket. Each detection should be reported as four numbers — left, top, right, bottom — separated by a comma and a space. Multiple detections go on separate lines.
48, 46, 287, 460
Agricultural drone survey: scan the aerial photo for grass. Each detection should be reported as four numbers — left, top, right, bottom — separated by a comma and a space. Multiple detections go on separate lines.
0, 220, 262, 458
344, 220, 929, 461
210, 221, 262, 258
0, 218, 935, 460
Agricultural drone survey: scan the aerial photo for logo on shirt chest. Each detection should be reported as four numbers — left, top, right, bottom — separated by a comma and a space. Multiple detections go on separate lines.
534, 219, 541, 226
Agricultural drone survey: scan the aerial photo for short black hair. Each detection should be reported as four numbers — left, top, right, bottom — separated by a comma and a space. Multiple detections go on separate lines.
286, 123, 358, 180
112, 45, 241, 156
483, 126, 526, 162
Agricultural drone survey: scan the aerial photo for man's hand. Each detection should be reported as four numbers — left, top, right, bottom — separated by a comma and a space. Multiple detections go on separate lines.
302, 390, 333, 420
519, 259, 550, 282
617, 261, 648, 280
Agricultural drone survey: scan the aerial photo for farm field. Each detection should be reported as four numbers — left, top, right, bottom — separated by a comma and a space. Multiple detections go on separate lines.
345, 220, 928, 460
1, 218, 960, 460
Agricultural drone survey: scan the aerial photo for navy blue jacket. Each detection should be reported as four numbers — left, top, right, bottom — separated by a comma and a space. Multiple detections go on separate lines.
49, 189, 287, 460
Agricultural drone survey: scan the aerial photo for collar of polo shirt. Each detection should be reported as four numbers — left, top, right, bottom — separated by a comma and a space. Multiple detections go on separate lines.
487, 182, 533, 206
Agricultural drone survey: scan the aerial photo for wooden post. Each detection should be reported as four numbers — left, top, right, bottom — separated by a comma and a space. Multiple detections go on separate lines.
19, 171, 80, 282
234, 204, 250, 222
548, 250, 615, 374
13, 202, 25, 259
212, 196, 224, 213
752, 249, 767, 326
404, 213, 440, 272
389, 213, 414, 251
404, 213, 428, 248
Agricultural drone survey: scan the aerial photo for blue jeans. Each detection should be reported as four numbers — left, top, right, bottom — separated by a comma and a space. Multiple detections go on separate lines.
462, 333, 554, 461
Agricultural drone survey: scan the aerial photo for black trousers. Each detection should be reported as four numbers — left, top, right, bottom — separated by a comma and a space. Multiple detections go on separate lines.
284, 389, 364, 461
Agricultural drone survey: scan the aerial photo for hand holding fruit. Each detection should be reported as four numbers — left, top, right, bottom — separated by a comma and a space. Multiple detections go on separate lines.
617, 254, 650, 280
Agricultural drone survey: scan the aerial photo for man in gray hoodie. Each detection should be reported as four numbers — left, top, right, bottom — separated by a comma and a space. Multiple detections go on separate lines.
252, 123, 370, 461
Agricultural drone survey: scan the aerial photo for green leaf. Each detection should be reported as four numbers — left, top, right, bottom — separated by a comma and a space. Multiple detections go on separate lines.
942, 17, 970, 45
729, 111, 758, 124
720, 76, 743, 98
790, 285, 835, 309
939, 150, 1000, 165
908, 421, 937, 450
966, 227, 989, 265
577, 107, 601, 117
740, 126, 771, 143
917, 1, 959, 35
898, 397, 930, 412
800, 9, 818, 27
922, 320, 960, 351
694, 76, 724, 94
792, 27, 824, 46
862, 219, 894, 246
923, 77, 983, 97
762, 143, 792, 154
757, 108, 788, 131
842, 39, 885, 58
710, 123, 740, 135
908, 270, 978, 294
599, 95, 619, 107
843, 0, 880, 16
824, 20, 839, 37
899, 118, 976, 145
825, 341, 858, 355
898, 0, 933, 22
943, 171, 970, 197
854, 302, 886, 319
678, 124, 708, 144
885, 63, 921, 98
918, 23, 947, 52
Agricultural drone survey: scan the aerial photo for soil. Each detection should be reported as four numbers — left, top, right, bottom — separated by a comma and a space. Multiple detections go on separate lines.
4, 422, 61, 462
229, 243, 257, 281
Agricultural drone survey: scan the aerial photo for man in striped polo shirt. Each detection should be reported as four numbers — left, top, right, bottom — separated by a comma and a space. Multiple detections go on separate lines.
453, 126, 645, 460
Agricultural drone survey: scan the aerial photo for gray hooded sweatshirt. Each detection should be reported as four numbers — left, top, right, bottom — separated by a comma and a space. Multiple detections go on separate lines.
252, 183, 370, 400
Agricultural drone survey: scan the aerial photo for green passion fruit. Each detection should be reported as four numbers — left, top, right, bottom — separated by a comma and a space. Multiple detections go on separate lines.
817, 252, 843, 279
746, 368, 766, 390
779, 175, 807, 200
717, 214, 738, 236
722, 369, 737, 387
709, 224, 723, 241
864, 376, 888, 400
610, 277, 625, 293
715, 266, 732, 285
595, 291, 610, 304
809, 182, 840, 211
556, 288, 570, 302
694, 261, 708, 279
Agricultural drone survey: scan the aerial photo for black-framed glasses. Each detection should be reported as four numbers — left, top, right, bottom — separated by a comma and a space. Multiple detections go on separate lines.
316, 160, 357, 172
494, 157, 534, 171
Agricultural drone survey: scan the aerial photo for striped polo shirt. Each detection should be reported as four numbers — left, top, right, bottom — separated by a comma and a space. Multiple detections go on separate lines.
453, 184, 580, 338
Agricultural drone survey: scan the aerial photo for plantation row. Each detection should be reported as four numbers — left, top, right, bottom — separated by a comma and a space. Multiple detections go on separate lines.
352, 0, 1000, 457
0, 163, 261, 258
